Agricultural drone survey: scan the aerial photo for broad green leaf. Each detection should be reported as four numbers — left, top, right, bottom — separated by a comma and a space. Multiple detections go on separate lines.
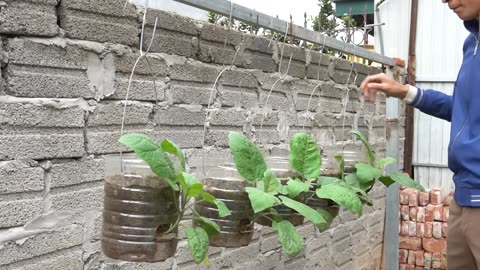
375, 157, 397, 169
245, 187, 281, 213
316, 184, 363, 215
262, 170, 281, 193
335, 155, 345, 180
186, 226, 209, 264
285, 179, 311, 198
317, 176, 341, 186
355, 163, 382, 184
280, 196, 326, 225
379, 175, 395, 187
161, 138, 186, 172
289, 133, 321, 180
350, 130, 375, 165
316, 208, 334, 232
228, 132, 267, 183
345, 173, 360, 188
178, 173, 204, 198
213, 199, 231, 218
277, 184, 289, 195
199, 192, 231, 217
272, 220, 303, 257
193, 216, 220, 237
119, 134, 178, 190
388, 172, 426, 192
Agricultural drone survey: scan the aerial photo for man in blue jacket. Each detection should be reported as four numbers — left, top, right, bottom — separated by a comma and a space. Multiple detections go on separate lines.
360, 0, 480, 268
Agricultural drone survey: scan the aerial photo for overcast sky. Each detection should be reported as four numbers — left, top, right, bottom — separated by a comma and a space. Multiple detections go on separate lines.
131, 0, 322, 29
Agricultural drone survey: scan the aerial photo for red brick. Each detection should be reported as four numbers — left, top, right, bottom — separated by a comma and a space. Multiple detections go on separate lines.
443, 193, 453, 206
393, 57, 406, 67
424, 252, 433, 268
442, 222, 448, 238
423, 238, 447, 253
430, 188, 442, 205
425, 222, 433, 238
418, 191, 430, 206
407, 250, 416, 265
425, 204, 435, 222
432, 252, 443, 268
400, 249, 409, 264
400, 188, 411, 205
415, 267, 423, 270
409, 189, 419, 206
408, 221, 417, 237
416, 223, 425, 238
417, 207, 425, 223
441, 252, 447, 269
401, 221, 409, 236
442, 206, 449, 222
401, 205, 410, 220
410, 207, 418, 221
433, 205, 443, 221
399, 264, 407, 270
415, 251, 424, 266
405, 265, 415, 270
400, 236, 422, 251
433, 222, 443, 239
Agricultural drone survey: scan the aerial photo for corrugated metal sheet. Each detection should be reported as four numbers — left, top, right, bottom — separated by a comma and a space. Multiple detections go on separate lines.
375, 0, 468, 191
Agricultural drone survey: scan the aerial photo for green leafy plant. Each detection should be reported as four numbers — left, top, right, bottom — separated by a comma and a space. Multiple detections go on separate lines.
119, 134, 231, 265
314, 130, 425, 216
228, 132, 329, 257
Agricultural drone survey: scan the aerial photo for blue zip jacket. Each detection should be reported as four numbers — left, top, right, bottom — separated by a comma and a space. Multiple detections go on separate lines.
410, 20, 480, 207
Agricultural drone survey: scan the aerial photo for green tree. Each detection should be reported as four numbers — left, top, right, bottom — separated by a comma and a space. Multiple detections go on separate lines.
312, 0, 337, 36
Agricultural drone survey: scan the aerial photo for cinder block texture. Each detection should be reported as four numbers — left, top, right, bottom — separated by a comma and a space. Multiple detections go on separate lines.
59, 0, 139, 45
0, 0, 59, 36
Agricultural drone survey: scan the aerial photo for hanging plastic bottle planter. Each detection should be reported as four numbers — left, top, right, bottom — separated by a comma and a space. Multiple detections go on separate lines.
193, 163, 254, 247
102, 154, 179, 262
255, 156, 304, 227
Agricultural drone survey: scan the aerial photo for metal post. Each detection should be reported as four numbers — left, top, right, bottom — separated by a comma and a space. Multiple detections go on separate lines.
384, 67, 401, 270
172, 0, 396, 66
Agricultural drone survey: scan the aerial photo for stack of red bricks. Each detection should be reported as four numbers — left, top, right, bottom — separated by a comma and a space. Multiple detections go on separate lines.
399, 187, 453, 270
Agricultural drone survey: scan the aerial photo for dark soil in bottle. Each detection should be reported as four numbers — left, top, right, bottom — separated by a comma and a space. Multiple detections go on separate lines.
102, 175, 179, 262
194, 177, 254, 247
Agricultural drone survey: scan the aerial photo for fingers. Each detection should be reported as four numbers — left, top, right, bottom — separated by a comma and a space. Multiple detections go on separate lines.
360, 74, 388, 102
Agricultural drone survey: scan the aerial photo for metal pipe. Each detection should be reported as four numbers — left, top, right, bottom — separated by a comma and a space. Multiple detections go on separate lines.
172, 0, 396, 66
405, 0, 419, 177
375, 0, 387, 55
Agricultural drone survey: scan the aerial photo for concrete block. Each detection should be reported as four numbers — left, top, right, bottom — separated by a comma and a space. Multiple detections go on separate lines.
329, 58, 355, 85
156, 128, 204, 149
0, 130, 85, 160
199, 23, 243, 46
155, 106, 205, 126
168, 84, 212, 106
0, 102, 85, 128
85, 126, 155, 154
0, 160, 44, 194
220, 70, 258, 89
112, 75, 166, 101
198, 42, 242, 66
279, 61, 306, 79
0, 195, 43, 227
0, 0, 59, 37
253, 72, 291, 93
170, 61, 220, 83
284, 257, 307, 270
329, 237, 353, 266
50, 159, 104, 188
259, 91, 290, 111
142, 10, 199, 58
242, 51, 278, 73
87, 102, 153, 126
220, 87, 259, 109
50, 183, 103, 211
2, 247, 83, 270
245, 35, 276, 54
114, 52, 168, 76
205, 128, 243, 147
59, 0, 139, 46
209, 109, 248, 127
0, 224, 83, 265
221, 242, 261, 267
279, 44, 307, 63
102, 258, 174, 270
5, 38, 92, 98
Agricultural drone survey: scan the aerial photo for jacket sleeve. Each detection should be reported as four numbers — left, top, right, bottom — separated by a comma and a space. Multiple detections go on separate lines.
410, 87, 453, 122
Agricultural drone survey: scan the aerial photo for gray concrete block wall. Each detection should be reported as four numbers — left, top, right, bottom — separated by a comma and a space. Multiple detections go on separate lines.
0, 1, 400, 269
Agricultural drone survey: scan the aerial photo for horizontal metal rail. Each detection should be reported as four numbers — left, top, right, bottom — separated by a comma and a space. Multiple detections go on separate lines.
172, 0, 396, 66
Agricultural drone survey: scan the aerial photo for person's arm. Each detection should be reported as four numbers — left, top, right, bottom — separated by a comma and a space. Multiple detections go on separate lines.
404, 85, 453, 122
360, 73, 453, 122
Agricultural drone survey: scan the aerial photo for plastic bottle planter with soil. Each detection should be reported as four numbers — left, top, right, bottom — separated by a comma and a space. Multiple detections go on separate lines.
313, 130, 426, 218
256, 156, 304, 227
102, 154, 179, 262
193, 165, 254, 247
228, 131, 330, 257
103, 134, 232, 265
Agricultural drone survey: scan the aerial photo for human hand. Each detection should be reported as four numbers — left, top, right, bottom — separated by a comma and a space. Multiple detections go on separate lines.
360, 73, 409, 102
